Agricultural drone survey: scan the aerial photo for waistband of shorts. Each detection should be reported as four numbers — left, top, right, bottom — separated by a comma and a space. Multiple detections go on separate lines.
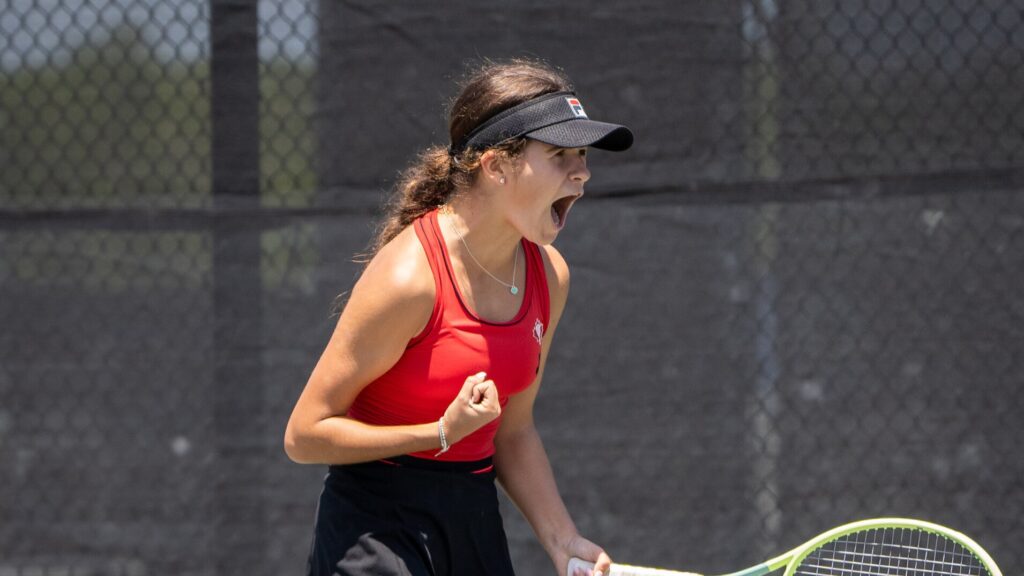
330, 455, 495, 475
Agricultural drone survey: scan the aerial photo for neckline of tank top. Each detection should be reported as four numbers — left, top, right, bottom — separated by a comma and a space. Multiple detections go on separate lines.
428, 209, 533, 327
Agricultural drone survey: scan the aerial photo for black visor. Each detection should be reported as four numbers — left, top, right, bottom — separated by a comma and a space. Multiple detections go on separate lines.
451, 91, 633, 154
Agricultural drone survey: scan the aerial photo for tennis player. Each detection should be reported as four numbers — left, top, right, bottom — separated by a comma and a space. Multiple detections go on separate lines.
284, 59, 633, 576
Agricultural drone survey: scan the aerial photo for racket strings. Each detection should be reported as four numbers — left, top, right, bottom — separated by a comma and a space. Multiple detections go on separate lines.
794, 527, 988, 576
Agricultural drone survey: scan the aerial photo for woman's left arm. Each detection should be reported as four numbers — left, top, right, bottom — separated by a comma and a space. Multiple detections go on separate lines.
493, 245, 611, 576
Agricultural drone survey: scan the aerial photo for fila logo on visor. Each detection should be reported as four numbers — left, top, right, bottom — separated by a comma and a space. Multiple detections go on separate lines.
566, 97, 587, 118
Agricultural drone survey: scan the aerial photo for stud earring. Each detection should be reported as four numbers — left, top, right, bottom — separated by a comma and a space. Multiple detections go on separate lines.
499, 176, 506, 185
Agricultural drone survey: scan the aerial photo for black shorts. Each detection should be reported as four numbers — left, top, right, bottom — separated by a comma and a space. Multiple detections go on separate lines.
306, 456, 516, 576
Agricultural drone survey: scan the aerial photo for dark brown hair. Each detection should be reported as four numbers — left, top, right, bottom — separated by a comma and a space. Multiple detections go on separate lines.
366, 58, 573, 256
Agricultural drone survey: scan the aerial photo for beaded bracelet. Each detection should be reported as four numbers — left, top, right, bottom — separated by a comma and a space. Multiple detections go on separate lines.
435, 416, 450, 457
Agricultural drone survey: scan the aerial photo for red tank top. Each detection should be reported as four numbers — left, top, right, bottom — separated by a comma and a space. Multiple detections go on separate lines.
347, 209, 550, 461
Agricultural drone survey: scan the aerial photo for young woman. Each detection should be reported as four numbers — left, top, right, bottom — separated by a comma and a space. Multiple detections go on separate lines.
284, 59, 633, 576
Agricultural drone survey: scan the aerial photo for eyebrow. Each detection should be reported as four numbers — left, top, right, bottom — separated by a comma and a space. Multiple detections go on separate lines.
545, 144, 585, 152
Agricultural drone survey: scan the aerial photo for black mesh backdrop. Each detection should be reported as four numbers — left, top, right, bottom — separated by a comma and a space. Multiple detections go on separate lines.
1, 1, 1022, 575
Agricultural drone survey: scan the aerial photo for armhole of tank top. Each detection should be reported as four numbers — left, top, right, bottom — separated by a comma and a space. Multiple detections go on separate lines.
407, 214, 444, 348
528, 241, 551, 328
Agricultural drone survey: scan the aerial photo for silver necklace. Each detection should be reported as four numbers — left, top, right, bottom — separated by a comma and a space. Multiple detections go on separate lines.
443, 211, 520, 296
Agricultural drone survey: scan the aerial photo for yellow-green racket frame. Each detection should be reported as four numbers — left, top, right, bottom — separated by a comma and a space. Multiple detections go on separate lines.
568, 517, 1002, 576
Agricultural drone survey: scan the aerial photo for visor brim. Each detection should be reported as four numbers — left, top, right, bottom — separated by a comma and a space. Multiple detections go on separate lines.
526, 119, 634, 152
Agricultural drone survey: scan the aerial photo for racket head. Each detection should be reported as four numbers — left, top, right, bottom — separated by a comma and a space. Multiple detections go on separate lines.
782, 518, 1002, 576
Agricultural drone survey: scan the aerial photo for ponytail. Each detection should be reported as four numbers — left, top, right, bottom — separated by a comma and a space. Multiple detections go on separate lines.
367, 146, 456, 257
365, 138, 525, 259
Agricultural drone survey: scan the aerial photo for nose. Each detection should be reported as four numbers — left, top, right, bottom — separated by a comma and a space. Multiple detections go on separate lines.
571, 151, 591, 184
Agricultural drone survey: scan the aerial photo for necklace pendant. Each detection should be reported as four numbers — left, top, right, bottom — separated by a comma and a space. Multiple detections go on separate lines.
510, 286, 519, 296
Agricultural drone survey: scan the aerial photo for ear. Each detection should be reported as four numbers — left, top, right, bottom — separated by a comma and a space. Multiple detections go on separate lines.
479, 149, 513, 185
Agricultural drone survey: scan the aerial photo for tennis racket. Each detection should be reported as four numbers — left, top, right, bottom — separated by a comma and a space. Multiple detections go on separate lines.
568, 518, 1002, 576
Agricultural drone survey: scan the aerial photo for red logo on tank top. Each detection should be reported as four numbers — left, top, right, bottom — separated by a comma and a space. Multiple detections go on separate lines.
532, 318, 545, 345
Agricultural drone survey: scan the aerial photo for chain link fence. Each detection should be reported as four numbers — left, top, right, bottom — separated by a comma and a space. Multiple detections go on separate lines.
1, 1, 1021, 575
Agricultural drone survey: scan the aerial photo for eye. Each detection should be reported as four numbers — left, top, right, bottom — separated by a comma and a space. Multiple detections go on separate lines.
554, 148, 586, 158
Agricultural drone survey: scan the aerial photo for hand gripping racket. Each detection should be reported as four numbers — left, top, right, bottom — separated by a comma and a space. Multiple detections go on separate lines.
568, 518, 1002, 576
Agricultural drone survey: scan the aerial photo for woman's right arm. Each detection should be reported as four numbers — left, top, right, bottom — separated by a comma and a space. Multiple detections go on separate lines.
283, 231, 440, 464
283, 230, 500, 465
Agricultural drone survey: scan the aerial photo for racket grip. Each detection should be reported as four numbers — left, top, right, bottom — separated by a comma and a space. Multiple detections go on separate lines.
567, 558, 597, 575
568, 557, 701, 576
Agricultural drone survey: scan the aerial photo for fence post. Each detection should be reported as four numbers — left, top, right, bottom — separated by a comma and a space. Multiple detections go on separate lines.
210, 1, 265, 575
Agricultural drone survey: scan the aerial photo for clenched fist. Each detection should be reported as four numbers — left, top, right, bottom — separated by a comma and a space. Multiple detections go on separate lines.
442, 371, 501, 444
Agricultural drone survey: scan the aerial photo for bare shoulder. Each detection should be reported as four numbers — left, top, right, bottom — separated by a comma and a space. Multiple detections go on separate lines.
537, 243, 570, 311
365, 224, 433, 292
344, 224, 435, 338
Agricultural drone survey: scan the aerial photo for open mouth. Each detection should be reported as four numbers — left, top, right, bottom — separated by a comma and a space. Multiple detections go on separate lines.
550, 193, 581, 229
